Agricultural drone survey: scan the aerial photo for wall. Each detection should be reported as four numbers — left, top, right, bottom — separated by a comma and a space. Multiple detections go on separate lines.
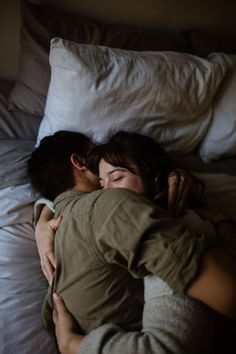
0, 0, 21, 79
0, 0, 235, 79
47, 0, 235, 33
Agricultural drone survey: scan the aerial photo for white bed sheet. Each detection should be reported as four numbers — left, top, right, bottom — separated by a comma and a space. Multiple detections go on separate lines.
0, 224, 58, 354
0, 183, 58, 353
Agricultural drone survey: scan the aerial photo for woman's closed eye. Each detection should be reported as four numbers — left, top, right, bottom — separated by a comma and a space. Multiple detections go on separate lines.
112, 176, 124, 182
99, 173, 125, 189
99, 161, 145, 194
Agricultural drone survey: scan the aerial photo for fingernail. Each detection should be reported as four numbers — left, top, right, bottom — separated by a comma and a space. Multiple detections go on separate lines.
53, 293, 58, 300
53, 293, 58, 310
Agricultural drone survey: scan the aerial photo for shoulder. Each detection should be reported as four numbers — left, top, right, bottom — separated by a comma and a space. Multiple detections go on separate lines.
92, 188, 155, 209
90, 189, 159, 229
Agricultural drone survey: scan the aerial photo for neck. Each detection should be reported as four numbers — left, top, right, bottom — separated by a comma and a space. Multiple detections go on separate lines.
69, 184, 88, 193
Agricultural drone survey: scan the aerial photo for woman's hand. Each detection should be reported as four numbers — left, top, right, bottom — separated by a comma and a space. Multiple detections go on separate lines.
164, 169, 202, 216
35, 205, 62, 284
53, 293, 85, 354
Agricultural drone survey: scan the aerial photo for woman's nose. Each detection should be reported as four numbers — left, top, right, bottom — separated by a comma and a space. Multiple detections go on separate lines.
104, 180, 111, 189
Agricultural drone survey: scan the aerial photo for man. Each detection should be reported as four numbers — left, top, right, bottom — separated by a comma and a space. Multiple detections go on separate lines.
28, 131, 234, 340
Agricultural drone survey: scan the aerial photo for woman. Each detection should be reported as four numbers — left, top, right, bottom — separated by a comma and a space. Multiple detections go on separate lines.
87, 131, 203, 209
51, 131, 236, 354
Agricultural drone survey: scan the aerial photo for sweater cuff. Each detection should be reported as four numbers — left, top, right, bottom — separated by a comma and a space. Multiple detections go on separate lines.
79, 324, 123, 354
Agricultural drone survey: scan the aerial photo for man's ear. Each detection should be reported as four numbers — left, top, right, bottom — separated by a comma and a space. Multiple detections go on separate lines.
70, 154, 86, 171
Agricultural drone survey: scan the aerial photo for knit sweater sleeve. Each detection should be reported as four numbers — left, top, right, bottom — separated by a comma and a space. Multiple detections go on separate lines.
79, 276, 214, 354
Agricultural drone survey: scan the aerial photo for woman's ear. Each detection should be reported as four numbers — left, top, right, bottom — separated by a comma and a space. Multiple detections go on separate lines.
70, 154, 86, 171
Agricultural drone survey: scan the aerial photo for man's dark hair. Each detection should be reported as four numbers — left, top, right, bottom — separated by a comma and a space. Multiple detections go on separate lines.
28, 131, 95, 200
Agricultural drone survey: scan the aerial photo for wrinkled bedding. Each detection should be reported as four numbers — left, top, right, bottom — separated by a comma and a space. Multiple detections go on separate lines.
1, 170, 236, 353
0, 163, 57, 353
0, 54, 236, 353
0, 224, 57, 353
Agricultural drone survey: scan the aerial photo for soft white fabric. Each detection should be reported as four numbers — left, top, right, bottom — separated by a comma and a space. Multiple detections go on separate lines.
0, 182, 58, 353
0, 223, 57, 354
199, 55, 236, 162
0, 183, 39, 227
0, 224, 58, 354
37, 38, 227, 155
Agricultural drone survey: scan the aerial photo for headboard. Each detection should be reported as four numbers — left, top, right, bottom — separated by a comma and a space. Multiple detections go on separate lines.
0, 0, 236, 79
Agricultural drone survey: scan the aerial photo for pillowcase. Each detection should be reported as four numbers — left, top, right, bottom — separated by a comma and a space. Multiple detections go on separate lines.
37, 38, 227, 155
199, 55, 236, 162
9, 0, 188, 117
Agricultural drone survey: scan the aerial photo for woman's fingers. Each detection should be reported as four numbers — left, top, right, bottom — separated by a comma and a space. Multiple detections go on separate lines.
49, 215, 62, 231
35, 213, 62, 282
167, 170, 192, 216
41, 252, 55, 284
53, 293, 78, 329
167, 172, 180, 214
53, 293, 85, 354
174, 174, 191, 215
47, 250, 56, 269
53, 293, 66, 312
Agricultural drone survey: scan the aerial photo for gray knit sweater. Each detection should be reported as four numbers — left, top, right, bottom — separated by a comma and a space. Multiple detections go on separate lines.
79, 275, 215, 354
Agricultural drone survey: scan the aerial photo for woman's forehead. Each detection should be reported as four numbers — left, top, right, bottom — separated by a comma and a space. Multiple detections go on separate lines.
99, 159, 125, 174
99, 159, 139, 178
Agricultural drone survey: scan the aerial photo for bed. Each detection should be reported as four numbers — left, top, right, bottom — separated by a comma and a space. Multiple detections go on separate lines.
0, 1, 236, 353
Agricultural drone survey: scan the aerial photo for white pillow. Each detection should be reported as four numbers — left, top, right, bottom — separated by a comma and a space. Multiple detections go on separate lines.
199, 55, 236, 162
37, 38, 227, 155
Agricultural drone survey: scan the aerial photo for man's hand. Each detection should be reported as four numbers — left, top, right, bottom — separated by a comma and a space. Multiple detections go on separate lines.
53, 293, 84, 354
35, 205, 61, 284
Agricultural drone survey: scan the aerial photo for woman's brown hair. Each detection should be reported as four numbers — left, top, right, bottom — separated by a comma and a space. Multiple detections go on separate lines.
88, 131, 175, 200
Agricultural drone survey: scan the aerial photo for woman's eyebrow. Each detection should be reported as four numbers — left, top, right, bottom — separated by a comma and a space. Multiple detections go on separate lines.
99, 167, 127, 181
107, 168, 127, 175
